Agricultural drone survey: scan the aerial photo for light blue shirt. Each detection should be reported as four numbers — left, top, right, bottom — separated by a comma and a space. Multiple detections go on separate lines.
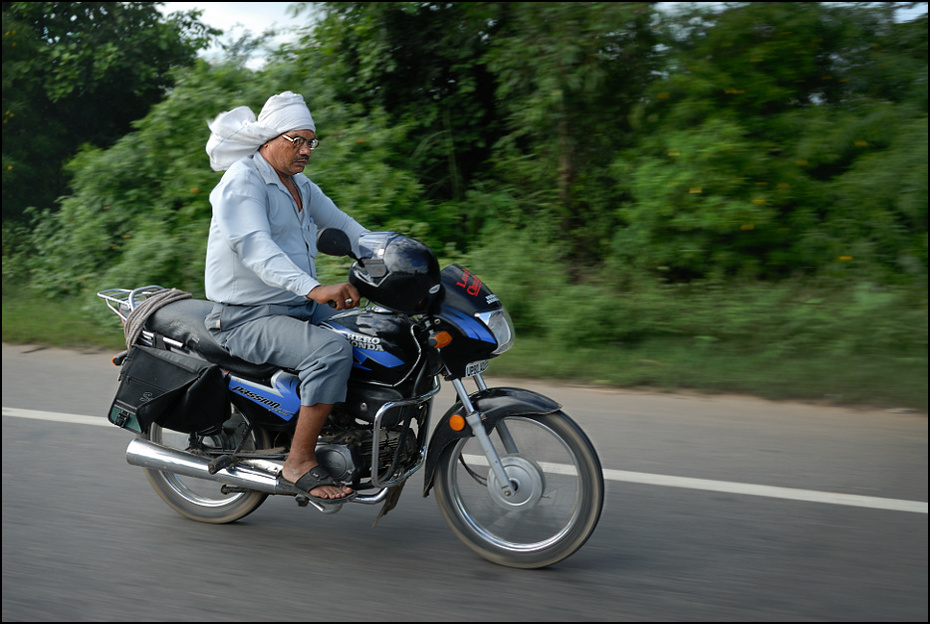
205, 153, 367, 306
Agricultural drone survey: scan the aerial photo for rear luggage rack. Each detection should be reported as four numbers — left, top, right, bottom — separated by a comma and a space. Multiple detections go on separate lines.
97, 285, 167, 324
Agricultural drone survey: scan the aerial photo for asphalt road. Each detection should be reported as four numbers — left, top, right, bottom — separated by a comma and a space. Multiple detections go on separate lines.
2, 343, 927, 621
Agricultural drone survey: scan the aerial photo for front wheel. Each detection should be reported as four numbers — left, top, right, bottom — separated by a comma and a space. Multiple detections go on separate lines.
143, 408, 270, 524
433, 411, 604, 568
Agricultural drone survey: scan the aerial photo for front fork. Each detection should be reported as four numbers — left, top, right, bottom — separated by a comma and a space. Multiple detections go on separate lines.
450, 375, 517, 497
422, 373, 562, 496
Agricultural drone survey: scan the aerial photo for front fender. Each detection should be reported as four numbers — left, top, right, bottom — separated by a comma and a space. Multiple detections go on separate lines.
422, 387, 561, 496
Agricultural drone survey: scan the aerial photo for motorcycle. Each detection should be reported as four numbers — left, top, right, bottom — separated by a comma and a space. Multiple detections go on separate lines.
97, 229, 604, 569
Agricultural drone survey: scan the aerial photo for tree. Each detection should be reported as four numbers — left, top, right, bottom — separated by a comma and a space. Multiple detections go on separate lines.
1, 1, 218, 220
306, 2, 661, 265
482, 2, 660, 266
308, 3, 501, 205
612, 2, 928, 283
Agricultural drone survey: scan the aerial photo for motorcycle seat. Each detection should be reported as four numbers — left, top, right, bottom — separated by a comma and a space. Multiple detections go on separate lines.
146, 298, 281, 380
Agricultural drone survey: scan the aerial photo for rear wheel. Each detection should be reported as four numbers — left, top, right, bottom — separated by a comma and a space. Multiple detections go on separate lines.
143, 408, 270, 523
433, 411, 604, 568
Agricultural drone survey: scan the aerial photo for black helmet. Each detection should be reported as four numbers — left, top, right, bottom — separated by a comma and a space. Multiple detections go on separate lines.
349, 232, 441, 314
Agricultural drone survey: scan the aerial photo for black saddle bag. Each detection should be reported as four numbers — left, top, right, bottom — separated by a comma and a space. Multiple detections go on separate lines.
108, 345, 228, 434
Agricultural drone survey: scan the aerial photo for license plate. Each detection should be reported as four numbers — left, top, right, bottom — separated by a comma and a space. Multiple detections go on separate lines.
465, 360, 489, 376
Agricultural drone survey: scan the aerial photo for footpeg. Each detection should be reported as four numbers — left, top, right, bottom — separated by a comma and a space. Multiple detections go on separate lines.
294, 494, 344, 514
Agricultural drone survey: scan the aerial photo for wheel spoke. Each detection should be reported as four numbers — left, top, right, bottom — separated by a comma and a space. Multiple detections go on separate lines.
144, 408, 269, 523
434, 412, 604, 568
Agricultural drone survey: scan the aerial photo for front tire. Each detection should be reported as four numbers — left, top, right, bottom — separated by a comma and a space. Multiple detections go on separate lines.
433, 411, 604, 568
143, 408, 270, 524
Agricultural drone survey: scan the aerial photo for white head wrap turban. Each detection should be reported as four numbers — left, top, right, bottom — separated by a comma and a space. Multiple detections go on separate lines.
205, 91, 316, 171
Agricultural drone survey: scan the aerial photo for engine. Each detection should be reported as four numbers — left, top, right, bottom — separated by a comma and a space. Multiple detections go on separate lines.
316, 426, 419, 484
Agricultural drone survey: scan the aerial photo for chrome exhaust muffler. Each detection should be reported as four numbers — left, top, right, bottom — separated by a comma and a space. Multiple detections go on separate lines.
125, 438, 388, 504
125, 438, 284, 494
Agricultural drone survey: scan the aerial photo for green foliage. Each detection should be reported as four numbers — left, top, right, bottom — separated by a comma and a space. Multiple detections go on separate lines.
616, 2, 928, 283
1, 1, 219, 220
11, 53, 439, 297
458, 211, 565, 336
309, 1, 501, 209
17, 60, 273, 295
810, 110, 928, 283
612, 117, 782, 280
482, 2, 660, 261
2, 1, 927, 408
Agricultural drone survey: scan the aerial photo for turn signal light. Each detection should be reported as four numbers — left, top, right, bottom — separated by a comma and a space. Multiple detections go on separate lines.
449, 414, 466, 431
430, 331, 453, 349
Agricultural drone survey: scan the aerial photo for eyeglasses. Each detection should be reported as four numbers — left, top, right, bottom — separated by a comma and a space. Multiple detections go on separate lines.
281, 134, 320, 150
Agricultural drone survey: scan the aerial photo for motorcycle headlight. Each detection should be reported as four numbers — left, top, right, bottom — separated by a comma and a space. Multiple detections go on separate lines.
476, 308, 515, 355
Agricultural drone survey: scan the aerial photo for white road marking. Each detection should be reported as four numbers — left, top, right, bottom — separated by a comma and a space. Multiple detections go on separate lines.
4, 407, 116, 427
600, 468, 928, 514
5, 406, 927, 514
459, 453, 926, 513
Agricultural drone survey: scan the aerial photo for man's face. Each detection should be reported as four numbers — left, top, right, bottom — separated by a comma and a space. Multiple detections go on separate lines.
264, 130, 316, 177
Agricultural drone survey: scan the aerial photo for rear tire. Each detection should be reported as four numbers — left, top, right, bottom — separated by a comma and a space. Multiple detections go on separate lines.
143, 408, 270, 523
433, 411, 604, 568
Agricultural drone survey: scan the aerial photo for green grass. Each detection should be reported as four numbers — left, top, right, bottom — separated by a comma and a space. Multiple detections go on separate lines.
2, 288, 126, 352
491, 339, 927, 411
3, 288, 926, 412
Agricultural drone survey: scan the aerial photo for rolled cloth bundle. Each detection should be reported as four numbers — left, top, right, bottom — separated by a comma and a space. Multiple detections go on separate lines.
205, 91, 316, 171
